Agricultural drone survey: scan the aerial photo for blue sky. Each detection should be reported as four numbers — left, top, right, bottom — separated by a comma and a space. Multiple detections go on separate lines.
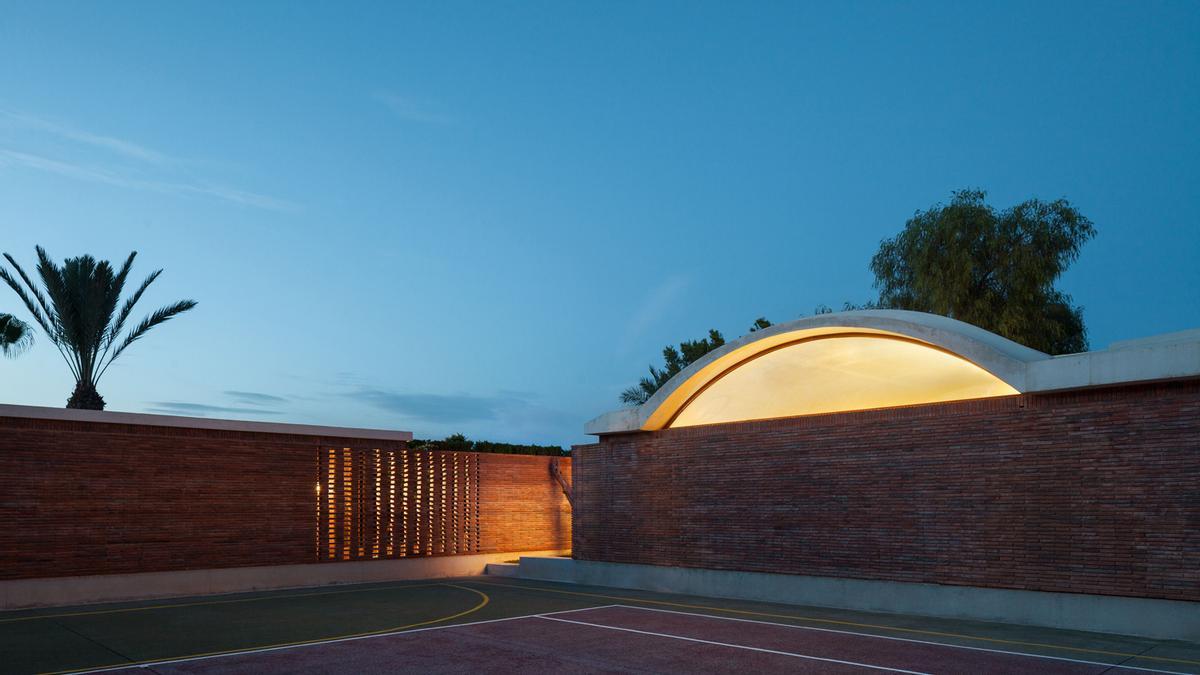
0, 1, 1196, 446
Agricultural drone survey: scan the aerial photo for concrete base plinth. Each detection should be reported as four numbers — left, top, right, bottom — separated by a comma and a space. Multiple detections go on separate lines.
0, 550, 566, 610
515, 556, 1200, 642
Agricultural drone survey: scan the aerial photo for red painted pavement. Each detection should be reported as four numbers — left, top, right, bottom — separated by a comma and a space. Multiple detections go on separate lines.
546, 606, 1165, 675
98, 606, 1178, 674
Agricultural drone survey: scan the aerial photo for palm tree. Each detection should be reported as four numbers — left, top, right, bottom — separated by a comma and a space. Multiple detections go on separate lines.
0, 312, 33, 357
0, 246, 197, 410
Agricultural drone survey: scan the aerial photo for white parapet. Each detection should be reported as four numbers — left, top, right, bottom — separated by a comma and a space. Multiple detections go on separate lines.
0, 403, 413, 442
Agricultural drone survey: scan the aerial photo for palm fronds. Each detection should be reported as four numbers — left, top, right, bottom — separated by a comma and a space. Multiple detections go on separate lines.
0, 246, 197, 408
0, 253, 77, 378
99, 299, 197, 379
0, 313, 33, 357
109, 268, 159, 345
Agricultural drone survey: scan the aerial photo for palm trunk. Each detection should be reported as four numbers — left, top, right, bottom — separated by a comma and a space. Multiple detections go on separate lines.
66, 380, 106, 410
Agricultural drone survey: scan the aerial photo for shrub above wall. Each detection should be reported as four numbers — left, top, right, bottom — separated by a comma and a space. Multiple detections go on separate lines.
410, 433, 569, 457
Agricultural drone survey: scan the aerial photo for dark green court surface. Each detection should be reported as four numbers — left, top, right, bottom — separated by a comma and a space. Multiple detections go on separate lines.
2, 577, 1198, 674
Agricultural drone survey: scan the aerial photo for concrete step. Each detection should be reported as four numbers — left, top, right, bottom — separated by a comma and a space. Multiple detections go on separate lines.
485, 562, 520, 578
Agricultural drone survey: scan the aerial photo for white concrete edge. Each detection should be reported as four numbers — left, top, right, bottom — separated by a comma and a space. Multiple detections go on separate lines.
0, 550, 567, 610
514, 557, 1200, 642
0, 402, 413, 442
1109, 328, 1200, 351
586, 310, 1200, 435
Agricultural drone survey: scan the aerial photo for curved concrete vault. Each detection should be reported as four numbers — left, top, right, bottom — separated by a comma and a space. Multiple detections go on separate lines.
586, 310, 1200, 434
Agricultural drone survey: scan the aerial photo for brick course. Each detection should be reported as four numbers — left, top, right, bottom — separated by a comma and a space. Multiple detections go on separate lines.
0, 415, 569, 580
573, 379, 1200, 602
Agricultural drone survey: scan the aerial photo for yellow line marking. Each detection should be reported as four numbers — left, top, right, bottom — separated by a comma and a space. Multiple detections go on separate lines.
38, 583, 490, 675
0, 581, 445, 624
463, 579, 1200, 668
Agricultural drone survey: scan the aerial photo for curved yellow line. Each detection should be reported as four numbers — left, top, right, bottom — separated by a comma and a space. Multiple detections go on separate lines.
464, 579, 1200, 668
41, 583, 490, 675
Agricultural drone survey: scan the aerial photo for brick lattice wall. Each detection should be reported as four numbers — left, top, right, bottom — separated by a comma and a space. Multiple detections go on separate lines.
573, 379, 1200, 602
0, 415, 570, 580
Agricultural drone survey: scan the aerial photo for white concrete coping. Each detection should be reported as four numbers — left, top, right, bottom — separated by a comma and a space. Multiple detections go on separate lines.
0, 403, 413, 442
587, 309, 1200, 435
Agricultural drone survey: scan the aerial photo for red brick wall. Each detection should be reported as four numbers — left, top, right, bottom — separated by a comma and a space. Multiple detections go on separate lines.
573, 379, 1200, 602
0, 415, 570, 580
477, 454, 572, 554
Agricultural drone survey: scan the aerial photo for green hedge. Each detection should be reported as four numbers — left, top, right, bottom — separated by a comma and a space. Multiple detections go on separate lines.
408, 433, 569, 457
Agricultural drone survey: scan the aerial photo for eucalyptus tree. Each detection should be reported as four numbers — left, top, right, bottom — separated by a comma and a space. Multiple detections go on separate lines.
0, 313, 32, 357
870, 189, 1095, 354
0, 247, 197, 409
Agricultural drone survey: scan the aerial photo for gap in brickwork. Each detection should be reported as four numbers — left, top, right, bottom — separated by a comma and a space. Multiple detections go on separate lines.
326, 448, 337, 559
474, 454, 481, 551
372, 449, 381, 559
464, 452, 472, 551
402, 450, 410, 556
342, 449, 352, 560
426, 452, 434, 555
315, 448, 321, 560
452, 453, 460, 554
387, 450, 396, 557
437, 454, 444, 554
415, 451, 422, 556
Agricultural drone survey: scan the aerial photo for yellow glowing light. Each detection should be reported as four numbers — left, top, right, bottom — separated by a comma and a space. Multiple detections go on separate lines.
669, 334, 1017, 428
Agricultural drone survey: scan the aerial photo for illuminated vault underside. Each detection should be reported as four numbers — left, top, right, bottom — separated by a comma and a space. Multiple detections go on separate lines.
669, 334, 1018, 428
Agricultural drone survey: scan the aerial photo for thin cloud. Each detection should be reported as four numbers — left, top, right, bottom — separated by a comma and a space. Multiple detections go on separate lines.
345, 387, 575, 428
0, 149, 129, 185
0, 106, 298, 211
224, 390, 290, 405
373, 91, 454, 125
0, 108, 169, 163
147, 401, 284, 416
325, 379, 579, 444
172, 182, 299, 212
349, 389, 502, 424
0, 148, 299, 212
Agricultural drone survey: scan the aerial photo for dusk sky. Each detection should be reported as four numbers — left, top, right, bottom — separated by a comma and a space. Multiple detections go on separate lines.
1, 1, 1197, 446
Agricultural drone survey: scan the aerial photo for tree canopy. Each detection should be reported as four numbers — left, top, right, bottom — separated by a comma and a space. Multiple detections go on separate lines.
409, 433, 568, 456
748, 317, 772, 332
621, 318, 776, 406
619, 189, 1096, 405
620, 329, 726, 405
870, 189, 1095, 354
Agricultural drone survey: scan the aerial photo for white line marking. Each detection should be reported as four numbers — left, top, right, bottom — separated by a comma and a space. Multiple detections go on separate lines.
75, 605, 622, 673
604, 604, 1192, 675
536, 615, 931, 674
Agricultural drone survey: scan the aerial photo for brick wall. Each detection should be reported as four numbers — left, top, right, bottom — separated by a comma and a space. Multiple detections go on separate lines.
477, 454, 572, 554
0, 414, 570, 580
573, 379, 1200, 602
